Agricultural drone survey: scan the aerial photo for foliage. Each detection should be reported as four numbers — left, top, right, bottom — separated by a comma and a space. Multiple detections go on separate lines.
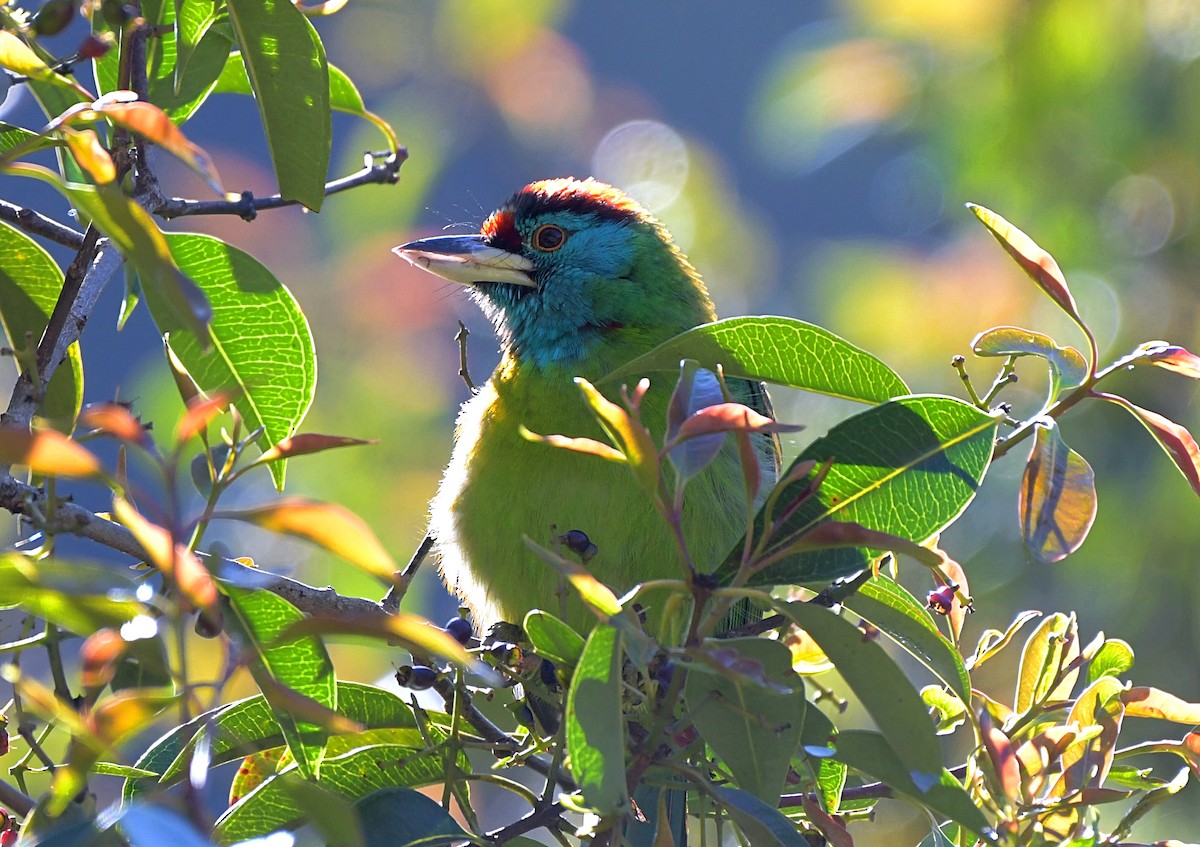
0, 3, 1198, 847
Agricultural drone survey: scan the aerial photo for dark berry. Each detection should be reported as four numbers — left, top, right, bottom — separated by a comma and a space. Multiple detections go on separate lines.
926, 584, 957, 616
396, 665, 438, 690
444, 617, 473, 645
652, 660, 676, 687
490, 642, 522, 667
32, 0, 74, 36
557, 529, 598, 562
539, 659, 559, 690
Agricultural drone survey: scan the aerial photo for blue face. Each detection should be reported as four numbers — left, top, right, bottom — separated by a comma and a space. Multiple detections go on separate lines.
471, 211, 642, 368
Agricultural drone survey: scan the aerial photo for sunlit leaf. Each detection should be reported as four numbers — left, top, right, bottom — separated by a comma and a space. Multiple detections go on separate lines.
566, 625, 628, 816
710, 786, 813, 847
0, 427, 100, 477
520, 427, 627, 463
79, 403, 150, 446
280, 612, 471, 668
225, 0, 330, 210
979, 710, 1019, 802
523, 536, 623, 618
966, 610, 1042, 670
1019, 420, 1097, 564
94, 100, 224, 193
972, 325, 1088, 392
1054, 675, 1125, 796
252, 433, 375, 466
217, 497, 397, 583
1136, 341, 1200, 379
575, 377, 659, 496
0, 553, 145, 633
1120, 687, 1200, 723
62, 127, 116, 183
1101, 393, 1200, 497
921, 686, 967, 734
1015, 612, 1078, 715
967, 203, 1085, 329
1087, 639, 1133, 684
601, 316, 908, 403
174, 391, 234, 444
524, 610, 585, 666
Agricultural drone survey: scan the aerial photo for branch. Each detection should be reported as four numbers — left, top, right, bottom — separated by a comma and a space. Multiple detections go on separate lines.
484, 801, 566, 844
0, 199, 85, 249
153, 150, 408, 221
778, 762, 969, 809
0, 778, 34, 818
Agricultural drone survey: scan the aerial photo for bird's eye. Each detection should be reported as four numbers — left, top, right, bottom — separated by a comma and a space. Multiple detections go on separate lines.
532, 224, 566, 252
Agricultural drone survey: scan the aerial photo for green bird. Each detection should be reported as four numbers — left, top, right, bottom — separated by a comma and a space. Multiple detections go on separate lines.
394, 177, 780, 633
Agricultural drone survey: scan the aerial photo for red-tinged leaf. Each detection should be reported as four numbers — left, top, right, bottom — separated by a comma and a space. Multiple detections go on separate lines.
1015, 726, 1077, 796
671, 402, 802, 443
520, 426, 627, 463
800, 794, 853, 847
1121, 687, 1200, 723
967, 203, 1083, 326
164, 334, 202, 404
980, 710, 1020, 802
79, 402, 150, 446
280, 612, 472, 667
575, 377, 659, 495
524, 535, 623, 618
253, 433, 375, 465
93, 100, 224, 195
87, 689, 175, 744
80, 628, 126, 689
0, 427, 101, 477
175, 391, 234, 444
216, 498, 397, 582
112, 495, 220, 618
1140, 342, 1200, 380
934, 545, 970, 642
63, 128, 115, 183
1019, 421, 1097, 564
1102, 394, 1200, 496
1119, 732, 1200, 778
766, 519, 944, 570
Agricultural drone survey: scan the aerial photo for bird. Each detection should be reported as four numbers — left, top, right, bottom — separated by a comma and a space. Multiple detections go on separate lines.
393, 177, 780, 634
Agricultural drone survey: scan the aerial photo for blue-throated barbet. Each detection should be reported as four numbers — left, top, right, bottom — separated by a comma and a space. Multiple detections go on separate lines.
394, 178, 779, 631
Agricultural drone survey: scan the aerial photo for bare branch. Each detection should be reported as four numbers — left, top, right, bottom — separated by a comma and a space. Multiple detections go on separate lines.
154, 150, 408, 221
0, 200, 85, 249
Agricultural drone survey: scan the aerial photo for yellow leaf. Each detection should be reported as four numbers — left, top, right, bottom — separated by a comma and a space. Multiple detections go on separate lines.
0, 427, 101, 477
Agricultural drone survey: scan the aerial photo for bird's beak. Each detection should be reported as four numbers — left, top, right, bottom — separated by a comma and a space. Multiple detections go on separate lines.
392, 235, 537, 288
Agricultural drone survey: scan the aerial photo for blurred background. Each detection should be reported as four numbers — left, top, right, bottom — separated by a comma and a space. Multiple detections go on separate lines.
4, 0, 1200, 841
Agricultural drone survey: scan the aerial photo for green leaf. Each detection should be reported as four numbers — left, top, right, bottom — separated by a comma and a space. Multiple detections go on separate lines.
354, 787, 467, 847
0, 554, 144, 634
215, 53, 398, 151
524, 610, 585, 667
222, 585, 336, 780
566, 624, 628, 816
965, 610, 1042, 670
1015, 612, 1078, 715
1019, 421, 1097, 564
0, 121, 59, 158
685, 637, 806, 803
226, 0, 330, 210
781, 602, 943, 783
710, 786, 813, 847
843, 575, 970, 702
1087, 639, 1134, 684
66, 182, 212, 340
149, 233, 316, 490
832, 730, 989, 836
601, 316, 908, 403
125, 683, 431, 797
724, 395, 999, 586
0, 221, 83, 428
213, 744, 461, 844
922, 686, 967, 734
972, 325, 1088, 394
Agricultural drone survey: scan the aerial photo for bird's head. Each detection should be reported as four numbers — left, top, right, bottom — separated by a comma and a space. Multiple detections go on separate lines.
394, 177, 717, 369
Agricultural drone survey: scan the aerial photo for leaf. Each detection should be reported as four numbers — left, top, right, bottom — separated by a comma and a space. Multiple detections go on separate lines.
842, 574, 970, 702
215, 53, 398, 151
524, 535, 623, 619
574, 377, 659, 496
62, 127, 116, 183
780, 602, 943, 784
1134, 341, 1200, 380
1101, 393, 1200, 497
280, 612, 472, 668
967, 203, 1084, 329
125, 682, 424, 797
966, 609, 1042, 670
0, 427, 100, 477
1120, 687, 1200, 723
1015, 612, 1078, 715
151, 233, 316, 489
66, 182, 212, 341
222, 584, 337, 780
520, 427, 627, 463
0, 222, 83, 428
1019, 421, 1097, 564
118, 804, 211, 847
353, 787, 467, 847
252, 433, 375, 466
0, 31, 58, 79
112, 495, 220, 620
723, 395, 999, 586
92, 100, 224, 193
0, 553, 144, 634
79, 403, 150, 446
217, 497, 396, 583
685, 637, 806, 803
601, 316, 908, 403
524, 610, 586, 666
1087, 639, 1133, 684
566, 624, 628, 816
710, 786, 813, 847
830, 730, 989, 836
971, 325, 1088, 392
979, 710, 1019, 802
922, 686, 967, 734
225, 0, 330, 210
1054, 675, 1125, 795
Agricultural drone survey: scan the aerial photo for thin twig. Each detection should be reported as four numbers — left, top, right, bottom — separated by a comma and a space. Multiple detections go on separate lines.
0, 778, 35, 817
153, 150, 408, 221
382, 533, 433, 613
0, 200, 85, 249
456, 321, 475, 392
484, 801, 567, 844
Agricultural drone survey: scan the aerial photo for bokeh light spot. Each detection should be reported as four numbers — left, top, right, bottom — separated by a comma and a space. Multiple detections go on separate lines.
591, 119, 690, 213
1100, 174, 1176, 257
